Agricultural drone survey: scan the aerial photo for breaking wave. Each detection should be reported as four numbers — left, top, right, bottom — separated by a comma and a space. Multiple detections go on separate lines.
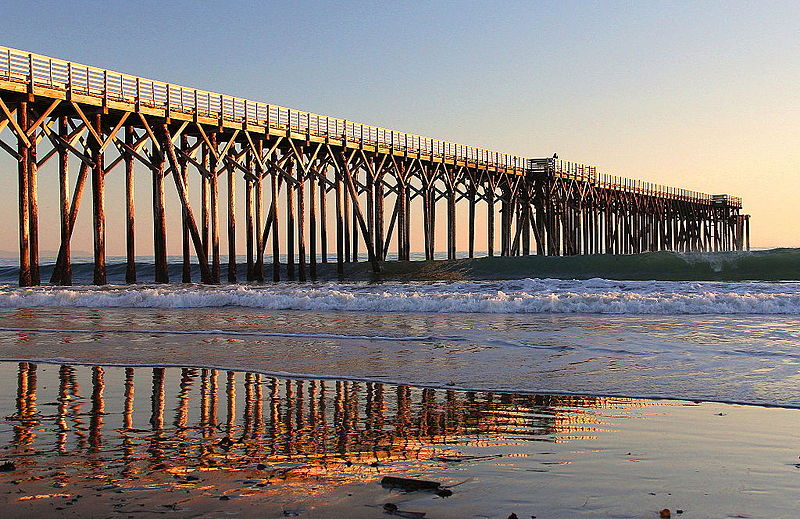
1, 277, 800, 314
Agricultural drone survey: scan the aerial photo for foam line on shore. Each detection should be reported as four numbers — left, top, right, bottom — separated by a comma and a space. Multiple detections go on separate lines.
0, 326, 436, 342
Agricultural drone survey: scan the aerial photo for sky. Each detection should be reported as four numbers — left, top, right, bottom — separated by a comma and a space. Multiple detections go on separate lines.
0, 0, 798, 255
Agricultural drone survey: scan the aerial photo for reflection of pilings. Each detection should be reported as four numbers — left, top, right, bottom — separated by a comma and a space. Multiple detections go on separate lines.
148, 368, 166, 463
269, 378, 280, 455
150, 368, 165, 430
200, 368, 211, 436
121, 367, 136, 475
175, 368, 195, 457
57, 365, 70, 453
66, 365, 87, 451
396, 385, 411, 436
335, 381, 346, 454
209, 369, 219, 428
254, 374, 263, 440
284, 380, 295, 456
175, 368, 194, 429
89, 366, 104, 453
244, 372, 255, 439
13, 362, 37, 450
124, 368, 135, 430
226, 371, 236, 438
366, 382, 385, 431
3, 363, 627, 475
296, 380, 305, 430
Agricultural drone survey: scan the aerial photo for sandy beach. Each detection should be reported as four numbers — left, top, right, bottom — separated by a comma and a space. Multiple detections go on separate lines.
1, 359, 798, 519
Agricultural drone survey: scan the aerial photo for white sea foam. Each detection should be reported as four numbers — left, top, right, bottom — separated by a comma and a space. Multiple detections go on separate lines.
0, 326, 432, 341
2, 278, 800, 314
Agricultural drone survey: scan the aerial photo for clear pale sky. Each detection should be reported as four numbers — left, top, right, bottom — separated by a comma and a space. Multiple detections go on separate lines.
0, 1, 798, 255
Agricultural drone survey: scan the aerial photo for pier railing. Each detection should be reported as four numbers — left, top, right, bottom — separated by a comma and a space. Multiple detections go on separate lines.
0, 45, 740, 208
529, 158, 741, 208
0, 46, 529, 172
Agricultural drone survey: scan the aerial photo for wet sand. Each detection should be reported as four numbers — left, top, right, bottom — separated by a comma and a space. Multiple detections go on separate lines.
1, 361, 798, 518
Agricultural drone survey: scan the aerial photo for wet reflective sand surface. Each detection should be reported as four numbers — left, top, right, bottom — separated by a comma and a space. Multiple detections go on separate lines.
1, 361, 798, 518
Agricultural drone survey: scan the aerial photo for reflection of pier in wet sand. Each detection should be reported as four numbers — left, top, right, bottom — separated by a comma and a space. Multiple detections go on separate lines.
2, 361, 797, 518
4, 361, 633, 476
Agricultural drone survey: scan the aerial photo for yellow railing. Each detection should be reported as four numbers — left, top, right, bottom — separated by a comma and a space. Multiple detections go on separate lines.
0, 45, 742, 208
0, 46, 528, 172
529, 158, 741, 207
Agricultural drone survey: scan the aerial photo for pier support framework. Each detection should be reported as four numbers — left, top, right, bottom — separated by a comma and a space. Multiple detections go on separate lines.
0, 47, 748, 286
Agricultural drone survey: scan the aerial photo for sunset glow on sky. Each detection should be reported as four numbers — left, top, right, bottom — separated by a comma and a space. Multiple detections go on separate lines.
0, 1, 797, 253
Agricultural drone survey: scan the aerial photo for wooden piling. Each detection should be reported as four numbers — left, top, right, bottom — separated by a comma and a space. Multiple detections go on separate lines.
374, 168, 385, 261
181, 133, 191, 283
209, 134, 221, 284
254, 140, 264, 282
152, 138, 167, 284
58, 116, 72, 285
297, 150, 307, 282
92, 113, 106, 285
343, 170, 351, 263
309, 161, 317, 278
17, 101, 31, 287
487, 187, 495, 257
28, 105, 39, 285
125, 125, 136, 284
286, 158, 296, 280
319, 174, 328, 264
397, 179, 407, 260
468, 184, 475, 258
227, 142, 237, 283
245, 152, 254, 281
335, 166, 344, 274
201, 145, 210, 258
270, 165, 280, 281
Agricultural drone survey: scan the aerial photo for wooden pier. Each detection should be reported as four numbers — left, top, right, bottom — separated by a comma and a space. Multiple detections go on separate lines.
0, 46, 749, 286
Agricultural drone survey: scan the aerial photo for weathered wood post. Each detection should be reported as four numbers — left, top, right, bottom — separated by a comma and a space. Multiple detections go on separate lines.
181, 133, 191, 283
227, 141, 237, 283
245, 150, 255, 281
297, 147, 307, 282
92, 113, 106, 285
487, 186, 495, 257
59, 116, 73, 285
254, 139, 264, 282
270, 163, 280, 282
285, 157, 296, 280
319, 171, 328, 264
209, 133, 221, 283
468, 181, 476, 258
309, 158, 317, 278
152, 128, 167, 284
125, 125, 136, 284
335, 163, 344, 274
17, 101, 31, 286
28, 104, 39, 285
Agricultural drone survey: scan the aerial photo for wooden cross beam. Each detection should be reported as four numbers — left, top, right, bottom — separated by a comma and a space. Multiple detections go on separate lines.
160, 124, 213, 283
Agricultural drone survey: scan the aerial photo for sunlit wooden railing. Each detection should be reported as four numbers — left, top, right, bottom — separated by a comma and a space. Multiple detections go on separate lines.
0, 46, 528, 172
0, 46, 741, 208
529, 158, 741, 207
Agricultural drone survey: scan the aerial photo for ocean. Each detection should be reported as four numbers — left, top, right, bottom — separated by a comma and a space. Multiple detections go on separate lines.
1, 250, 799, 517
1, 248, 799, 407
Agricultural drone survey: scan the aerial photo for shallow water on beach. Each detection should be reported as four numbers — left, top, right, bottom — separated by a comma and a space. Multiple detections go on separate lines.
1, 361, 798, 519
2, 257, 800, 516
1, 306, 800, 407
